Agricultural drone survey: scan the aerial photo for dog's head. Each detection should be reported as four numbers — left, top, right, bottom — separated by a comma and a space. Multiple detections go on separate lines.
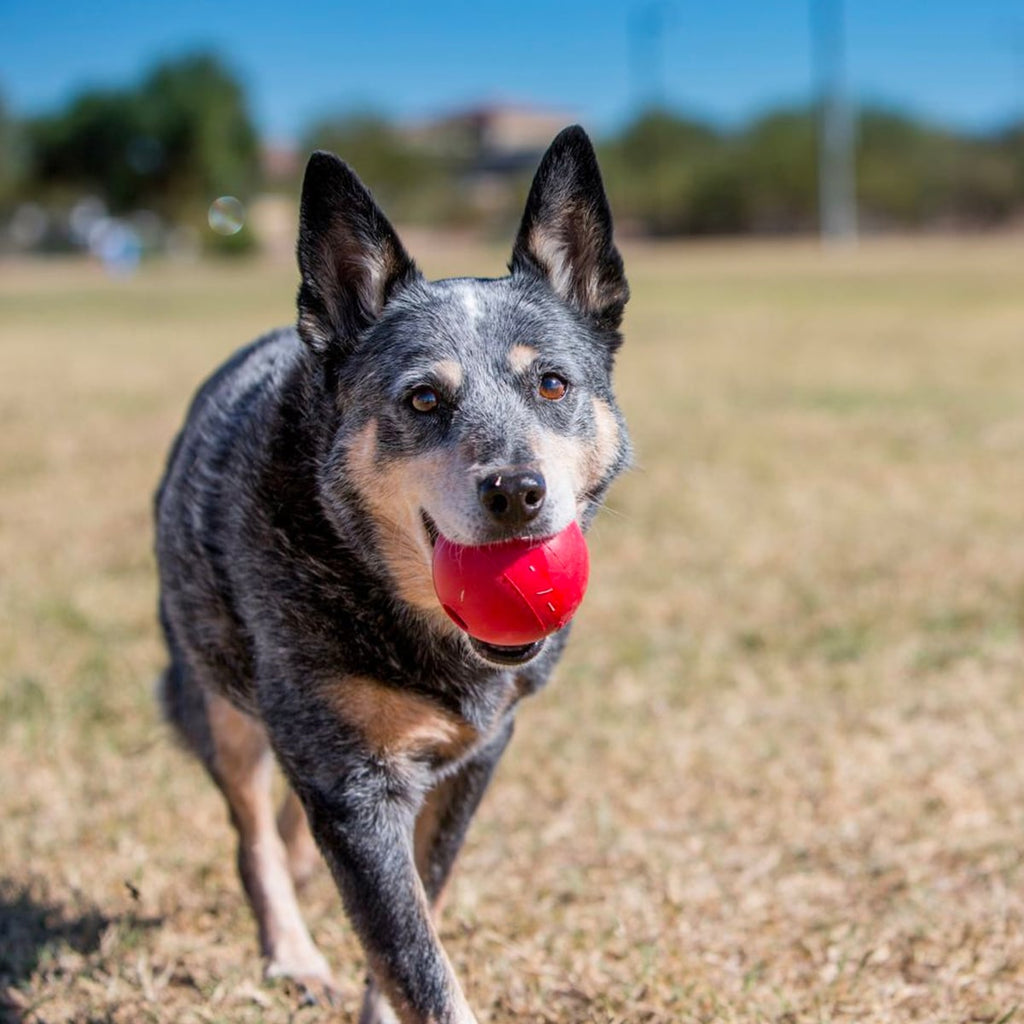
296, 126, 631, 664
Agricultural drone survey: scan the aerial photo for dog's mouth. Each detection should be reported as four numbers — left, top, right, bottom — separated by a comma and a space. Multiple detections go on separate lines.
469, 637, 545, 666
421, 509, 545, 666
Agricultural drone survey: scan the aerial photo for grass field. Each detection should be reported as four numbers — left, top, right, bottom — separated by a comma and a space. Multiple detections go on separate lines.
1, 235, 1023, 1024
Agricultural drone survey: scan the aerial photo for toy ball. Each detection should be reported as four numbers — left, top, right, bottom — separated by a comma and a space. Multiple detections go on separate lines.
432, 522, 590, 646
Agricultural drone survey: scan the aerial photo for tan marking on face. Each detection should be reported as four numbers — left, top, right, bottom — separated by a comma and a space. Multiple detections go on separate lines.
508, 344, 539, 374
531, 398, 621, 520
587, 396, 621, 490
331, 676, 477, 761
532, 428, 588, 524
345, 420, 451, 617
432, 359, 463, 391
538, 433, 587, 488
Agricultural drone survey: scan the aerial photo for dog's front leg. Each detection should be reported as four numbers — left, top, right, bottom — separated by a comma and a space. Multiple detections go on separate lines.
302, 762, 476, 1024
359, 717, 515, 1024
264, 677, 480, 1024
415, 716, 515, 910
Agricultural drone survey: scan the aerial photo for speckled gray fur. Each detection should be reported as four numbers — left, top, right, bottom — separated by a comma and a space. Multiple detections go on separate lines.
155, 126, 630, 1024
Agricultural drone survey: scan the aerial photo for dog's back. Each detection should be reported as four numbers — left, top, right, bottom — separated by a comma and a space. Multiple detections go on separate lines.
156, 327, 305, 716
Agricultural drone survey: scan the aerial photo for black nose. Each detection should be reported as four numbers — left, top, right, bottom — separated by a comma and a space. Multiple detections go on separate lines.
478, 468, 547, 529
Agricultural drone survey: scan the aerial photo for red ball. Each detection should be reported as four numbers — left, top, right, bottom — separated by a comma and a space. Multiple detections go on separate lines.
432, 522, 590, 646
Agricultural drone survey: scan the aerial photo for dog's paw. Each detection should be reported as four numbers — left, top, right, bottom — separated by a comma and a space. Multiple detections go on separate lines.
357, 981, 401, 1024
266, 952, 341, 1007
294, 974, 345, 1008
358, 997, 401, 1024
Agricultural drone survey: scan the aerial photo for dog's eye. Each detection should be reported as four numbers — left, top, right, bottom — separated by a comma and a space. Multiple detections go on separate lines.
410, 387, 440, 413
538, 374, 568, 402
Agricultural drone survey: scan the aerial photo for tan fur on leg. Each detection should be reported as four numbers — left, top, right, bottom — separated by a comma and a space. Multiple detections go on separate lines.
277, 788, 322, 887
206, 692, 335, 992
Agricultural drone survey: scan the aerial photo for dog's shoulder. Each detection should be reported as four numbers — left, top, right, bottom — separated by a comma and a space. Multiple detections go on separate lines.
157, 327, 303, 507
185, 326, 304, 441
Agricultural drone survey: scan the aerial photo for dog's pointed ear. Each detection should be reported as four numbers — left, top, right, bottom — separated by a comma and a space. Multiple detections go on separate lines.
510, 126, 629, 331
296, 151, 419, 354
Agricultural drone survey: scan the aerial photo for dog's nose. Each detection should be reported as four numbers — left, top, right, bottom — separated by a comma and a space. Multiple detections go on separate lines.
478, 468, 546, 529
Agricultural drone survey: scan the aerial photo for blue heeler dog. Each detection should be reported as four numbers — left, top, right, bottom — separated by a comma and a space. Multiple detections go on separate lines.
155, 125, 631, 1024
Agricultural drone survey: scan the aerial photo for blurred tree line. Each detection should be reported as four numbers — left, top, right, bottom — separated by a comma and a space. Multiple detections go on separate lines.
300, 106, 1024, 235
2, 50, 1023, 249
599, 106, 1024, 234
298, 114, 472, 225
1, 53, 260, 254
29, 55, 258, 213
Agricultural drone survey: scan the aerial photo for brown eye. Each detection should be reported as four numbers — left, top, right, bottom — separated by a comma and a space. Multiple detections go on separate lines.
538, 374, 568, 401
410, 387, 439, 413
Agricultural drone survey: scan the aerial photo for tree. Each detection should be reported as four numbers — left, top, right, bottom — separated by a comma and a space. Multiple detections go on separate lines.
857, 107, 1018, 227
741, 108, 818, 231
598, 107, 728, 235
137, 53, 260, 213
0, 92, 26, 205
26, 52, 260, 220
301, 113, 453, 222
29, 88, 148, 209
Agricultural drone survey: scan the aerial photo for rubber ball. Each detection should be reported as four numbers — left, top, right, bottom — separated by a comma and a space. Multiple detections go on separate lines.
432, 521, 590, 646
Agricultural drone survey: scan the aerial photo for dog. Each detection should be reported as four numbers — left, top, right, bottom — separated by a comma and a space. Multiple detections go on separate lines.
154, 125, 631, 1024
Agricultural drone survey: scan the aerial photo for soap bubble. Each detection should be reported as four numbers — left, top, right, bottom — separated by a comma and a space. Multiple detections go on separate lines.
208, 196, 245, 236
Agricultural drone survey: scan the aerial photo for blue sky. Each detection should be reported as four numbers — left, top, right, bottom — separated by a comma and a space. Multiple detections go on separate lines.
3, 0, 1022, 141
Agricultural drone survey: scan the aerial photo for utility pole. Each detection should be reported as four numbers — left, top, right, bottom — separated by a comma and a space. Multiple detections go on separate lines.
812, 0, 857, 244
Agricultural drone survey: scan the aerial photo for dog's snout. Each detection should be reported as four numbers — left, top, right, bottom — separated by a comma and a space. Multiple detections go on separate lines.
478, 468, 547, 530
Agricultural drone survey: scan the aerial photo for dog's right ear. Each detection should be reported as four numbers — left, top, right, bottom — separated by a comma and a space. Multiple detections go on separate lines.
511, 126, 628, 333
296, 151, 419, 354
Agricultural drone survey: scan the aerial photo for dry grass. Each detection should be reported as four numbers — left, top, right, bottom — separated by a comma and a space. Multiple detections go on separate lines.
1, 235, 1023, 1023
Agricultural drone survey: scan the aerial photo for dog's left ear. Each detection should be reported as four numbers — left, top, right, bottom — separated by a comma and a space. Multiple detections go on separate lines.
296, 151, 419, 355
511, 125, 629, 331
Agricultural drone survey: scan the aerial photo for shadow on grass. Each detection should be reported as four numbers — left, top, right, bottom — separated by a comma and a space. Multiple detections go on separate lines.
0, 876, 162, 1019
